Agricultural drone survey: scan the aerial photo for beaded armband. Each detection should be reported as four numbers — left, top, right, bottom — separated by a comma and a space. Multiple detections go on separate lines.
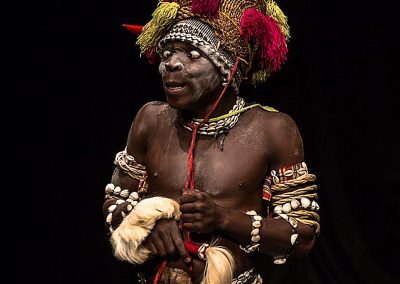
114, 147, 148, 194
104, 183, 141, 233
104, 148, 148, 233
269, 162, 320, 264
239, 210, 262, 253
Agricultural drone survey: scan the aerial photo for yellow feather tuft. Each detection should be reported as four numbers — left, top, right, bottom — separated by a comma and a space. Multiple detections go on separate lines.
137, 1, 180, 54
265, 0, 290, 40
251, 68, 271, 85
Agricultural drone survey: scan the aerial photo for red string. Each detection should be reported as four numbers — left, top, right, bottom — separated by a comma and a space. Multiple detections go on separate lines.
153, 58, 239, 284
153, 260, 167, 284
184, 58, 240, 191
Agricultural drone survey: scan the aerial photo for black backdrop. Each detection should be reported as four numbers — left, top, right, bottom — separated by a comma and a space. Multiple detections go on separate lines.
4, 1, 399, 283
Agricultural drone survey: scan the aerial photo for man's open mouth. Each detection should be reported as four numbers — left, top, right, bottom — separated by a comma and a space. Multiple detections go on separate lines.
165, 81, 187, 91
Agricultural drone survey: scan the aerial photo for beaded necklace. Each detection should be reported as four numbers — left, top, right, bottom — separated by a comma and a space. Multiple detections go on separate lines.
183, 97, 278, 136
183, 96, 245, 136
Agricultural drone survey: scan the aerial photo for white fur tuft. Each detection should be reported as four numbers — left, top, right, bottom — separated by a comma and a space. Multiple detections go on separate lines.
111, 197, 180, 264
201, 242, 235, 284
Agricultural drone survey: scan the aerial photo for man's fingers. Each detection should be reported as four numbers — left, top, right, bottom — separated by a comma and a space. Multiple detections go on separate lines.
180, 213, 199, 223
151, 234, 167, 257
160, 230, 178, 258
180, 203, 198, 213
170, 226, 191, 263
180, 192, 198, 204
147, 241, 157, 256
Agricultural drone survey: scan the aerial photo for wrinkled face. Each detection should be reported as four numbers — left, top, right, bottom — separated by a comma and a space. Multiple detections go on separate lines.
158, 41, 222, 112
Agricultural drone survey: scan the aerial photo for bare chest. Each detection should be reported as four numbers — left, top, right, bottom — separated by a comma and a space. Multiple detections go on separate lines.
144, 124, 270, 210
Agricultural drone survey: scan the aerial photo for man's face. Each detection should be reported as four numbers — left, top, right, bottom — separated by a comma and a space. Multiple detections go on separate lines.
158, 41, 222, 112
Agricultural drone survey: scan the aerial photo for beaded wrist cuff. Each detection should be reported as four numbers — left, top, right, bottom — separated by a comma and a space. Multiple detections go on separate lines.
239, 210, 262, 253
273, 213, 299, 264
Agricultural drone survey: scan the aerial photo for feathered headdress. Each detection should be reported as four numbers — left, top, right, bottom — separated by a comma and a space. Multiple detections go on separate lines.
124, 0, 290, 86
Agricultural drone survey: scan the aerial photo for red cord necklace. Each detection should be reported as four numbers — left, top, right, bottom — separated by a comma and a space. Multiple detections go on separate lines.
153, 58, 240, 284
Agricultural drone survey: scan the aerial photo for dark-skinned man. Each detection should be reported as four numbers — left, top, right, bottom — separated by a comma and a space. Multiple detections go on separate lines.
103, 1, 320, 283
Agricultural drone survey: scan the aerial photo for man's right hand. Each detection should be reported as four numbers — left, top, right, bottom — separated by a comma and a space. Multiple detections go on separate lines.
144, 218, 192, 263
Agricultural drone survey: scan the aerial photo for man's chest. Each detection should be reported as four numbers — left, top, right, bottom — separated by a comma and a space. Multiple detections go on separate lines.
143, 129, 270, 207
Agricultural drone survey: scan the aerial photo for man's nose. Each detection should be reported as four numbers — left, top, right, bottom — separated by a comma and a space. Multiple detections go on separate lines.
165, 56, 184, 72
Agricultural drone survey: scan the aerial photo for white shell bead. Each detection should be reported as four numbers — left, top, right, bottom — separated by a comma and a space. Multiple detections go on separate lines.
301, 197, 311, 209
291, 234, 299, 245
253, 221, 261, 228
291, 199, 300, 209
126, 199, 133, 204
131, 201, 138, 206
198, 253, 205, 260
251, 229, 260, 236
274, 258, 286, 265
105, 183, 115, 194
106, 213, 112, 224
108, 205, 117, 212
246, 210, 257, 216
251, 235, 260, 242
121, 211, 126, 218
289, 217, 298, 228
108, 226, 114, 233
278, 213, 288, 220
130, 192, 139, 200
311, 200, 317, 211
298, 169, 307, 175
113, 186, 121, 195
120, 190, 130, 198
282, 203, 292, 213
116, 199, 125, 205
284, 170, 294, 176
253, 215, 262, 221
126, 204, 133, 211
274, 205, 283, 214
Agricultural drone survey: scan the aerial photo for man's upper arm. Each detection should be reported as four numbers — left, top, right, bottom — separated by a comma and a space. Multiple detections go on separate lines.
105, 102, 162, 229
267, 112, 305, 169
126, 101, 162, 163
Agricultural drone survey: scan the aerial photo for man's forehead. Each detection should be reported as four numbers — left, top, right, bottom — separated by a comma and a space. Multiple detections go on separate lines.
162, 41, 199, 51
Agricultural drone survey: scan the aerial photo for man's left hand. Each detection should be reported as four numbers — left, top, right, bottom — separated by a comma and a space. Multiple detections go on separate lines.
180, 189, 224, 234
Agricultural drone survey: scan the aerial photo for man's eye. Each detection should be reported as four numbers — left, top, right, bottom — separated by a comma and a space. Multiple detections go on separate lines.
162, 50, 172, 58
188, 50, 201, 59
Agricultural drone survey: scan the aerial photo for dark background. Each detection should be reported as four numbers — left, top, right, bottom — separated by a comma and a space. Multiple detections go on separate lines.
4, 0, 399, 283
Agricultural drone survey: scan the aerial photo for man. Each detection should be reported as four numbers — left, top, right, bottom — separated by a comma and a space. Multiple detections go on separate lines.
103, 1, 320, 283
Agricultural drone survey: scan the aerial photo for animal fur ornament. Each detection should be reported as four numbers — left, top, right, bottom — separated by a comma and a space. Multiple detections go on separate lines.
111, 197, 235, 284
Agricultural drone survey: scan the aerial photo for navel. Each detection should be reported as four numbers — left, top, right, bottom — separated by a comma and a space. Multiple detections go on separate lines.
238, 181, 247, 189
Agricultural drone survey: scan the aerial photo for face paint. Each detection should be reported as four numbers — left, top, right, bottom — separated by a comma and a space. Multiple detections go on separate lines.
159, 42, 222, 112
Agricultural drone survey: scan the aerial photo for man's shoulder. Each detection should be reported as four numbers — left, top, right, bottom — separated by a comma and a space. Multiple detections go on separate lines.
138, 101, 171, 115
246, 106, 298, 135
135, 101, 175, 124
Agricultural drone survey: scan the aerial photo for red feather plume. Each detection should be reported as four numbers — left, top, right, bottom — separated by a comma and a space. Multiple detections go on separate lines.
191, 0, 220, 18
240, 8, 288, 72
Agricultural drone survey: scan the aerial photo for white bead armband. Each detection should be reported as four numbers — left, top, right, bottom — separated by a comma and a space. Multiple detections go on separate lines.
273, 213, 299, 264
239, 210, 262, 253
105, 183, 141, 233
